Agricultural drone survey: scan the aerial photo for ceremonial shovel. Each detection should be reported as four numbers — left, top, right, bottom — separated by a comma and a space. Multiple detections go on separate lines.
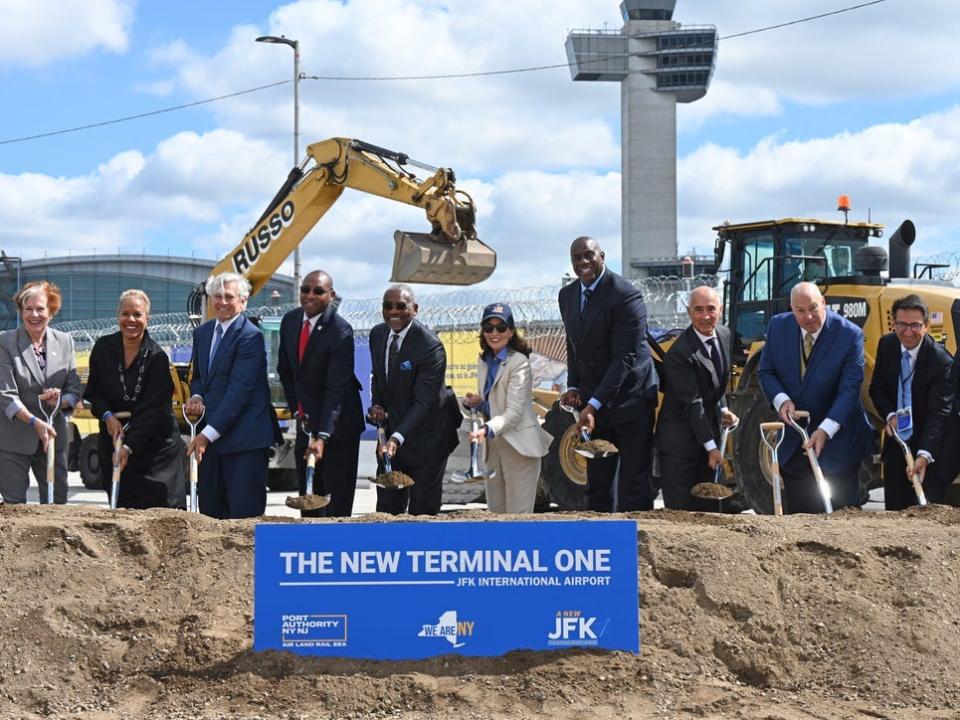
560, 402, 618, 459
760, 422, 786, 516
108, 411, 132, 510
38, 395, 60, 505
373, 424, 414, 489
285, 425, 331, 512
890, 430, 928, 506
182, 405, 204, 513
691, 418, 738, 505
452, 407, 496, 484
785, 410, 833, 514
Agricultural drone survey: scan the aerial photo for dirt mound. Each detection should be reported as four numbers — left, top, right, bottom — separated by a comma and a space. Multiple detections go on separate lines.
1, 503, 959, 719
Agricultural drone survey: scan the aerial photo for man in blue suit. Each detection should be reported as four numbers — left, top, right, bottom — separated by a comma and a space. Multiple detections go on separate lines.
558, 236, 659, 512
758, 281, 871, 512
185, 272, 279, 519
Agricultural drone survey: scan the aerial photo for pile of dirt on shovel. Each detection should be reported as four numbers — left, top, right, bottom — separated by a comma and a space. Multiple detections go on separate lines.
1, 503, 960, 720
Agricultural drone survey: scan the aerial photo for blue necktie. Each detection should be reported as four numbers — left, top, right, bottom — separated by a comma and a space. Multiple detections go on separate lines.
208, 323, 223, 373
580, 287, 593, 318
897, 349, 913, 441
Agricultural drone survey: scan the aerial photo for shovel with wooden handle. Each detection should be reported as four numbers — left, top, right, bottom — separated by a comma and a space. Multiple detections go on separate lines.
108, 411, 132, 510
38, 395, 61, 505
182, 405, 205, 513
760, 422, 786, 516
559, 402, 618, 459
890, 430, 928, 506
785, 410, 833, 514
285, 423, 331, 512
452, 407, 496, 484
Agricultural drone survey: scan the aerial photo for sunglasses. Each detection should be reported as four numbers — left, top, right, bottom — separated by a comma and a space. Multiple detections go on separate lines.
382, 301, 410, 311
300, 286, 331, 296
482, 321, 510, 334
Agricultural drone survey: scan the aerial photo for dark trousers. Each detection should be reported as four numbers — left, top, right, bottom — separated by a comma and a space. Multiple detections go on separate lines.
587, 407, 656, 512
780, 450, 860, 514
198, 447, 268, 519
375, 446, 447, 516
882, 445, 948, 511
294, 421, 361, 518
659, 449, 714, 511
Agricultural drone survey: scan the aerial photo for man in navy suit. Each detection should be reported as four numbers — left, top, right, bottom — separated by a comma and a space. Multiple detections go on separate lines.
367, 285, 454, 515
558, 236, 659, 512
758, 281, 871, 513
278, 269, 364, 517
185, 272, 279, 519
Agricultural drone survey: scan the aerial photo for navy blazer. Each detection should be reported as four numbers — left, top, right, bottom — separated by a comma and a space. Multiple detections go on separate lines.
758, 310, 871, 472
277, 304, 364, 441
558, 269, 658, 425
654, 324, 730, 455
189, 314, 278, 454
369, 319, 447, 453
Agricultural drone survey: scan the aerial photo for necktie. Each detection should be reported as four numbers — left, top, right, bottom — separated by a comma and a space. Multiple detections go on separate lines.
706, 337, 724, 382
801, 332, 814, 378
297, 318, 311, 418
898, 349, 913, 441
387, 333, 400, 378
207, 323, 223, 373
298, 318, 311, 362
580, 287, 593, 318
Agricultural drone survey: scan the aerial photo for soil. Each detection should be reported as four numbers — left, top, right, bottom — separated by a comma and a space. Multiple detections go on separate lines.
1, 503, 959, 719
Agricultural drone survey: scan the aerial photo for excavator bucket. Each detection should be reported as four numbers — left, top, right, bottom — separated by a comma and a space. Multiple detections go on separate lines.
391, 231, 497, 285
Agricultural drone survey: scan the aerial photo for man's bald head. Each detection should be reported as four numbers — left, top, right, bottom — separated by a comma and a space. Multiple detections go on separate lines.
570, 236, 605, 285
790, 282, 826, 334
687, 285, 722, 335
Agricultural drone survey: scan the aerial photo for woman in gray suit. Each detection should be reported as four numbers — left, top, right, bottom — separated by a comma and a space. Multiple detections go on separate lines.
463, 303, 552, 514
0, 281, 83, 503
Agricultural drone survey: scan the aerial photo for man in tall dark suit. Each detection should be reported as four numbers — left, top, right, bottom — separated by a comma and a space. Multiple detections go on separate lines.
558, 236, 659, 512
654, 285, 738, 510
367, 284, 452, 515
869, 294, 954, 509
278, 269, 364, 517
758, 281, 871, 513
185, 272, 280, 519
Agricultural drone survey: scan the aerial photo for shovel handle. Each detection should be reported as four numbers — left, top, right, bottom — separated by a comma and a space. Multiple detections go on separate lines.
46, 438, 55, 504
804, 446, 834, 514
771, 462, 784, 517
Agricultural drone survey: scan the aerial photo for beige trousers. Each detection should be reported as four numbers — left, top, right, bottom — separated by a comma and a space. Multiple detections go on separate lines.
484, 436, 541, 514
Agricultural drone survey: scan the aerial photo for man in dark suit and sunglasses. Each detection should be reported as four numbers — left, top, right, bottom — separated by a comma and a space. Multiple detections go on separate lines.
367, 284, 454, 515
277, 270, 364, 517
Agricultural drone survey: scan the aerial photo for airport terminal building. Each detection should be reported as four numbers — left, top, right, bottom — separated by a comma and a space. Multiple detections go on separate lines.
0, 253, 295, 329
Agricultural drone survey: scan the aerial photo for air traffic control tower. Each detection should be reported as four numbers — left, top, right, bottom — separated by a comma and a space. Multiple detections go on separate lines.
566, 1, 716, 278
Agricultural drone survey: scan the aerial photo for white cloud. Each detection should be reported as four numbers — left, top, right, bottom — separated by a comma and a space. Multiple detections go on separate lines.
0, 0, 133, 66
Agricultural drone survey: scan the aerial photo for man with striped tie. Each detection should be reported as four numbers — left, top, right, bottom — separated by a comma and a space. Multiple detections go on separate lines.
758, 282, 872, 513
185, 272, 280, 519
869, 294, 954, 510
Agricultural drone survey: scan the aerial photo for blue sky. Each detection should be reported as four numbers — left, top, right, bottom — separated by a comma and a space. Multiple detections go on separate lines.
2, 0, 959, 298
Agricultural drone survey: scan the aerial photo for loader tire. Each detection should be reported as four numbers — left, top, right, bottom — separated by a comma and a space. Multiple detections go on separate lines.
79, 434, 104, 491
541, 403, 587, 511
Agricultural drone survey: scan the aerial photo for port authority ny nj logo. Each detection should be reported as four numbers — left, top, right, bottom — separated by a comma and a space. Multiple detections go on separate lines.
418, 610, 475, 648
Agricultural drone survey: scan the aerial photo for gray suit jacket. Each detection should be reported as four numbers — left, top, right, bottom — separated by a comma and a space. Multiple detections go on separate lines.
0, 326, 82, 454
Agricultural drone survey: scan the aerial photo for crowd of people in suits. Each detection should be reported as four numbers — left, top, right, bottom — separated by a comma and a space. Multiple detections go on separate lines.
2, 251, 959, 516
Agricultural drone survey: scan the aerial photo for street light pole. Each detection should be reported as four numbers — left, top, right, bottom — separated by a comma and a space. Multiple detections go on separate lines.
256, 34, 301, 302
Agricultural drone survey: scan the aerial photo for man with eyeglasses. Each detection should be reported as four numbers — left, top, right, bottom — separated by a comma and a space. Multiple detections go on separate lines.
185, 272, 281, 519
367, 284, 456, 515
277, 270, 364, 517
869, 294, 954, 509
558, 236, 659, 512
758, 282, 871, 513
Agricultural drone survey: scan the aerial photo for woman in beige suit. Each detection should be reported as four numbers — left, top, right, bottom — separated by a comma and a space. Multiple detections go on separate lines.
0, 281, 83, 503
464, 303, 552, 514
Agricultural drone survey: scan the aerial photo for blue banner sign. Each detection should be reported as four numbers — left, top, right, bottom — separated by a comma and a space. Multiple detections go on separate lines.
254, 520, 639, 658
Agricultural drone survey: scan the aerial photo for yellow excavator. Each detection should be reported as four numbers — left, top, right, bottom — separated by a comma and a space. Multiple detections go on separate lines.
187, 137, 496, 319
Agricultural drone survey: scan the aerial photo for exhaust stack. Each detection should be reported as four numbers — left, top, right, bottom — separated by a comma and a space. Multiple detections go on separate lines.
888, 220, 916, 279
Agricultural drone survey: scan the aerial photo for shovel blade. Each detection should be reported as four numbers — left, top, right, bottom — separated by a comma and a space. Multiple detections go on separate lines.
285, 494, 331, 511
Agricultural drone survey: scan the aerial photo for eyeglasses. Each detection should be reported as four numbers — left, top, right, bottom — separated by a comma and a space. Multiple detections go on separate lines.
894, 321, 924, 332
382, 301, 410, 311
482, 321, 510, 334
300, 286, 330, 296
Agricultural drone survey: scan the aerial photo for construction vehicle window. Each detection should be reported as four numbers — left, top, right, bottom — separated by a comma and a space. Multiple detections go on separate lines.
741, 234, 774, 303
